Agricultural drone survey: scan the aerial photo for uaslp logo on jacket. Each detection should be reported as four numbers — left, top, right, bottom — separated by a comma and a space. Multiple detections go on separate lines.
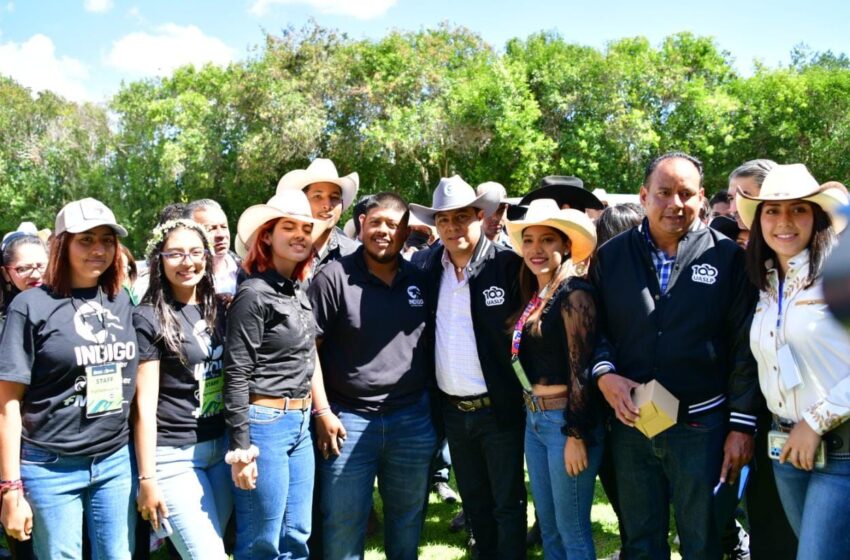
407, 285, 424, 307
691, 263, 719, 285
483, 286, 505, 306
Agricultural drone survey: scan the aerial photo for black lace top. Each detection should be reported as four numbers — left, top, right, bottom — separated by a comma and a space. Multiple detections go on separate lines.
518, 277, 598, 442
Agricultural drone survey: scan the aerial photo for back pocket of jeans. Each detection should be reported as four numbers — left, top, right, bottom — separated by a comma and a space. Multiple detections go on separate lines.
21, 444, 59, 465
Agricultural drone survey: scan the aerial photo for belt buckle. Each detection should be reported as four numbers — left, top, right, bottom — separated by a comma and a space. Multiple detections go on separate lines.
523, 393, 538, 413
457, 400, 475, 412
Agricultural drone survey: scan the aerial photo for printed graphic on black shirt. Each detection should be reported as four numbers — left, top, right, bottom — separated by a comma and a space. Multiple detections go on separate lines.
190, 318, 224, 419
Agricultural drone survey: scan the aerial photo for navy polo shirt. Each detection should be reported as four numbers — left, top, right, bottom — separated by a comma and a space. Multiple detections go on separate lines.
308, 246, 431, 412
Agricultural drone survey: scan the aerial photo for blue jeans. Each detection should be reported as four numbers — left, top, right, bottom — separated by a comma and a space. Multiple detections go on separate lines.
525, 407, 603, 560
21, 442, 135, 559
156, 436, 233, 559
320, 394, 436, 560
442, 400, 527, 560
773, 452, 850, 560
611, 409, 726, 560
233, 405, 314, 560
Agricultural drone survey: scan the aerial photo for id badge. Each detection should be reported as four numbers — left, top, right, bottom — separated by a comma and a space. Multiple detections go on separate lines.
195, 370, 224, 418
85, 363, 124, 418
777, 344, 804, 391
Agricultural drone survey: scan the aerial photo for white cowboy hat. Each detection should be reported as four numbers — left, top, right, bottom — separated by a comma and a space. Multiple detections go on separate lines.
409, 175, 501, 227
236, 190, 327, 258
276, 158, 360, 211
506, 198, 598, 263
736, 164, 849, 231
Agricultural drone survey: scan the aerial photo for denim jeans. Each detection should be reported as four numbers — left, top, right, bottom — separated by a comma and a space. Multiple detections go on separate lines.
156, 435, 233, 559
320, 394, 436, 560
525, 407, 603, 560
772, 452, 850, 560
611, 409, 726, 560
21, 442, 135, 560
441, 399, 527, 560
233, 405, 314, 560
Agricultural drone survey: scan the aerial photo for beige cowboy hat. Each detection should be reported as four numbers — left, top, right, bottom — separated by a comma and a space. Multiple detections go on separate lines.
736, 164, 849, 231
276, 158, 360, 211
235, 190, 328, 258
409, 175, 501, 227
506, 198, 597, 263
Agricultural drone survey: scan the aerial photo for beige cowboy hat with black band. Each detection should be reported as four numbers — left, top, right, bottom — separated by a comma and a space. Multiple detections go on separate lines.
409, 175, 501, 227
236, 190, 328, 258
506, 198, 598, 263
736, 164, 849, 231
276, 158, 360, 211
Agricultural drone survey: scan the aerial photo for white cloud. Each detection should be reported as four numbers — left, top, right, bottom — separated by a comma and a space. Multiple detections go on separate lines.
105, 24, 234, 77
6, 3, 14, 12
0, 34, 90, 100
249, 0, 395, 19
84, 0, 113, 13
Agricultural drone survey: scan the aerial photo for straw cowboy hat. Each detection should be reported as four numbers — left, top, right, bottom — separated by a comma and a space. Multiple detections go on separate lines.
276, 158, 360, 211
236, 190, 327, 258
736, 164, 849, 230
506, 198, 598, 263
409, 175, 501, 227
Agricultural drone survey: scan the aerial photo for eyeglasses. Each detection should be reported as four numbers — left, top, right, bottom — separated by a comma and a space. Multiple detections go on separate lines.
6, 263, 47, 276
159, 250, 208, 263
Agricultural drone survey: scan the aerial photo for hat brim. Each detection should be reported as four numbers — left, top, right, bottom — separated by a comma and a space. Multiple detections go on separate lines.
236, 204, 328, 258
278, 170, 360, 211
736, 187, 849, 232
409, 189, 501, 227
65, 220, 128, 237
519, 185, 604, 212
505, 211, 597, 263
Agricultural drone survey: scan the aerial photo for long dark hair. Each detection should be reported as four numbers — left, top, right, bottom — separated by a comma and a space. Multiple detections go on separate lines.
1, 234, 48, 314
141, 220, 217, 361
45, 231, 124, 299
746, 201, 835, 291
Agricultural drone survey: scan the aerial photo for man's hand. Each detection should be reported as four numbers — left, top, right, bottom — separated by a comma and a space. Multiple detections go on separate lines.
315, 413, 348, 460
720, 431, 754, 484
597, 374, 640, 426
780, 420, 822, 471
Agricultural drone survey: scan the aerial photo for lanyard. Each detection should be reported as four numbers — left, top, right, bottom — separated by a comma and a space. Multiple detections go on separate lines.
776, 280, 784, 330
510, 292, 542, 393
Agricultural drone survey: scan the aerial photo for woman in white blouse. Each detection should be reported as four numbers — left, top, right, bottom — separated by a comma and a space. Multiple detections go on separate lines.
737, 163, 850, 559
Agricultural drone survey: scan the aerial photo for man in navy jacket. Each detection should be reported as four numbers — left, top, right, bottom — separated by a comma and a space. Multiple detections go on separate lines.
591, 152, 760, 560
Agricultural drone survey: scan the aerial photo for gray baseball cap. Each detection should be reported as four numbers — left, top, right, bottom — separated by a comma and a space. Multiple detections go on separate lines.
55, 198, 128, 237
409, 175, 501, 226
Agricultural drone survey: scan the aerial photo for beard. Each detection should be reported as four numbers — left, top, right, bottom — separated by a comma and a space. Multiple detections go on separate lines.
365, 245, 397, 264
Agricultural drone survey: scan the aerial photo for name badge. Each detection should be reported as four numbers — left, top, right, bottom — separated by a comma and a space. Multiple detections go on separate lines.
85, 363, 124, 418
196, 370, 224, 418
777, 344, 804, 391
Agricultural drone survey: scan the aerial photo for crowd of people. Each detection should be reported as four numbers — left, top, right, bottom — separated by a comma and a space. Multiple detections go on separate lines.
0, 152, 847, 560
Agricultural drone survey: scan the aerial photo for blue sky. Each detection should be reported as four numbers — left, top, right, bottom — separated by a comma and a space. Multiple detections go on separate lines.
1, 0, 848, 103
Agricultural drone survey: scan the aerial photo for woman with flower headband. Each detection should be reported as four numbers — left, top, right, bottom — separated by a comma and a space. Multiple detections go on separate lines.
132, 219, 231, 559
506, 198, 602, 560
224, 190, 325, 559
0, 198, 138, 558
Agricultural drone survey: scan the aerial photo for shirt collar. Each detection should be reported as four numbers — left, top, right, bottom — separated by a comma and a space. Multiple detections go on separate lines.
639, 217, 704, 257
353, 246, 410, 286
257, 268, 298, 295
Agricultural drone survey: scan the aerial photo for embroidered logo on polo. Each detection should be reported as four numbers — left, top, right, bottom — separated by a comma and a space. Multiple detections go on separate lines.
483, 286, 505, 306
407, 285, 424, 307
691, 263, 719, 285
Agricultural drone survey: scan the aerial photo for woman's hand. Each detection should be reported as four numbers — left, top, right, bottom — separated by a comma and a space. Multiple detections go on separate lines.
315, 413, 347, 460
1, 490, 32, 541
780, 420, 822, 471
232, 461, 258, 490
564, 436, 588, 477
136, 479, 169, 531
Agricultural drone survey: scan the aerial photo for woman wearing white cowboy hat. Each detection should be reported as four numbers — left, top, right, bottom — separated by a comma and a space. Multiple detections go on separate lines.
276, 158, 360, 277
738, 163, 850, 559
505, 198, 602, 560
223, 189, 327, 559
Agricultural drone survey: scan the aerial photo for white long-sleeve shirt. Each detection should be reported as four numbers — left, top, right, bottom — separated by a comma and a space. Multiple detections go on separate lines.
750, 249, 850, 435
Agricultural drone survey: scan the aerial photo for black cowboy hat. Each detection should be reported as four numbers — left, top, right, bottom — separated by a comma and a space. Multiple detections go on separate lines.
508, 176, 604, 220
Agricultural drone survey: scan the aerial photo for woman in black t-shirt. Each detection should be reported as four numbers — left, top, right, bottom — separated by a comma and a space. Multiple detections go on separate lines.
0, 198, 139, 559
224, 190, 325, 559
132, 219, 231, 559
1, 232, 48, 323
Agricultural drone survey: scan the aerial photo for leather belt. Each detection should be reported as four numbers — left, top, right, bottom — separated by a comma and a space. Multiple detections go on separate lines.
444, 393, 491, 412
523, 392, 568, 413
250, 394, 312, 411
772, 414, 850, 454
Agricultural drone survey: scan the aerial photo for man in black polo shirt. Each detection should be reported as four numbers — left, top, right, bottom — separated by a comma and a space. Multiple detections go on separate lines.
410, 176, 526, 560
308, 192, 436, 560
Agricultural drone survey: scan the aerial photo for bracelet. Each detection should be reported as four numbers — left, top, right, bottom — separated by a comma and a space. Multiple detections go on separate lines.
0, 479, 23, 495
312, 407, 331, 418
138, 475, 156, 482
225, 445, 260, 465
